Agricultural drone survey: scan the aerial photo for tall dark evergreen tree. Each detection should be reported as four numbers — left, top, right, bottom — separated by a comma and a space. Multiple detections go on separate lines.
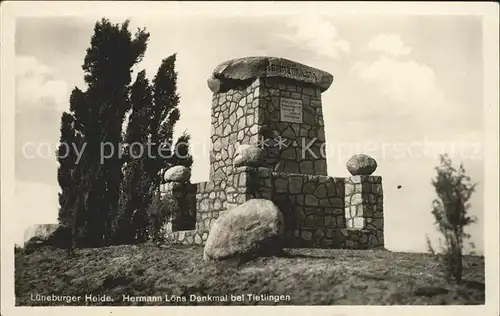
56, 89, 87, 251
150, 54, 183, 191
113, 70, 154, 244
57, 18, 150, 247
56, 112, 78, 227
56, 19, 194, 247
116, 55, 194, 243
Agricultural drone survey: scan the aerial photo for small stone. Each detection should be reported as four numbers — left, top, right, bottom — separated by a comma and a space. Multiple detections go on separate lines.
329, 198, 343, 207
302, 87, 316, 96
299, 160, 314, 174
373, 218, 384, 229
305, 195, 318, 206
319, 198, 330, 207
364, 205, 374, 217
346, 240, 355, 249
304, 215, 322, 227
275, 178, 289, 193
326, 229, 334, 238
178, 231, 185, 241
313, 184, 327, 199
346, 218, 353, 228
368, 234, 379, 247
346, 154, 377, 176
301, 231, 313, 241
353, 217, 364, 229
303, 111, 315, 126
302, 181, 316, 194
324, 216, 333, 226
349, 206, 357, 218
281, 147, 296, 160
214, 199, 222, 210
337, 216, 344, 227
246, 115, 254, 126
345, 184, 356, 196
289, 176, 303, 194
372, 184, 383, 195
314, 229, 324, 239
350, 193, 362, 206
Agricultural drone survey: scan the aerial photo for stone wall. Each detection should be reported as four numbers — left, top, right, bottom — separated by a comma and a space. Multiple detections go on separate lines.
210, 79, 260, 180
163, 168, 253, 245
258, 77, 327, 175
163, 167, 384, 250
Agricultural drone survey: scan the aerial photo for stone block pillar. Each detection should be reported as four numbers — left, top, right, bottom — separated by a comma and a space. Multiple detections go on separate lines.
207, 57, 334, 180
160, 182, 197, 232
344, 175, 384, 247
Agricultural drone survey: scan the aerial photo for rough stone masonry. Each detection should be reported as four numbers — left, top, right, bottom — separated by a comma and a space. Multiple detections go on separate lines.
160, 56, 384, 250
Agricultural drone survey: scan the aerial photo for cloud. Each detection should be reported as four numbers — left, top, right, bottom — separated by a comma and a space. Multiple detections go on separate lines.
351, 56, 445, 110
279, 15, 350, 59
15, 55, 69, 114
367, 33, 411, 57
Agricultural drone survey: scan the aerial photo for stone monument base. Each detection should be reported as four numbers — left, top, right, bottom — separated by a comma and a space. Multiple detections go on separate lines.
161, 167, 384, 249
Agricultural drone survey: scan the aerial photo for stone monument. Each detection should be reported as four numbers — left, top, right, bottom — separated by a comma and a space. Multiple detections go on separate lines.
160, 56, 384, 250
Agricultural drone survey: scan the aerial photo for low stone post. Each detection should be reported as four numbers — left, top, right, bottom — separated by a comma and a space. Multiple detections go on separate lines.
343, 154, 384, 248
160, 166, 196, 232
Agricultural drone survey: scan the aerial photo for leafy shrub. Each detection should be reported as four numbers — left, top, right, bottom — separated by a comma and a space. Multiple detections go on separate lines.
147, 193, 179, 243
428, 154, 477, 284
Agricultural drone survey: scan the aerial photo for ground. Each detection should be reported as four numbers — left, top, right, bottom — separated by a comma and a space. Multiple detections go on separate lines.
15, 244, 485, 306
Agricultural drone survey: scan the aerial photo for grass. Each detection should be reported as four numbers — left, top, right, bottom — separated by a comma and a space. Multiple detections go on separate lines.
15, 244, 485, 306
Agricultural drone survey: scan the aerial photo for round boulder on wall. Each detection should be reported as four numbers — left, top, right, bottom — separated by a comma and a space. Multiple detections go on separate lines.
164, 165, 191, 183
233, 144, 264, 168
346, 154, 377, 176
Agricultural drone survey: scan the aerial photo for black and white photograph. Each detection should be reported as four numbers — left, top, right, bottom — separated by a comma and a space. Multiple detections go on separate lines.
1, 1, 498, 314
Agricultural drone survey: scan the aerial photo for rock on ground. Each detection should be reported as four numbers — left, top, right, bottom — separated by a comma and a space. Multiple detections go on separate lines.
164, 165, 191, 183
23, 223, 59, 245
203, 199, 284, 262
346, 154, 377, 176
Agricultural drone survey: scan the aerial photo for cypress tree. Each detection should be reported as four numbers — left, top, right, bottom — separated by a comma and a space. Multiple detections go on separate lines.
116, 54, 194, 243
56, 112, 77, 227
114, 70, 153, 244
58, 18, 150, 247
150, 54, 181, 191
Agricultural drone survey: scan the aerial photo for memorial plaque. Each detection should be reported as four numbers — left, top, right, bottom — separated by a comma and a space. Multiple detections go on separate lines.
280, 98, 303, 123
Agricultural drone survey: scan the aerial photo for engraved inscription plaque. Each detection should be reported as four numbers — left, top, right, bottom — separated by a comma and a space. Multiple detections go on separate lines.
280, 98, 303, 123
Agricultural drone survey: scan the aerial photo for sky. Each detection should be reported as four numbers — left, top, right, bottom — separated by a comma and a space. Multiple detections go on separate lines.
14, 14, 485, 253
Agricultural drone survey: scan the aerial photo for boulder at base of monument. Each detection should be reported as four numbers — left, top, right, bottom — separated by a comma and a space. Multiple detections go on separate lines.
164, 165, 191, 183
233, 144, 264, 168
346, 154, 377, 176
203, 199, 284, 262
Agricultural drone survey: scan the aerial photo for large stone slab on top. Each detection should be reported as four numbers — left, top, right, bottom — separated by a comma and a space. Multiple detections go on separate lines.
207, 56, 334, 93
